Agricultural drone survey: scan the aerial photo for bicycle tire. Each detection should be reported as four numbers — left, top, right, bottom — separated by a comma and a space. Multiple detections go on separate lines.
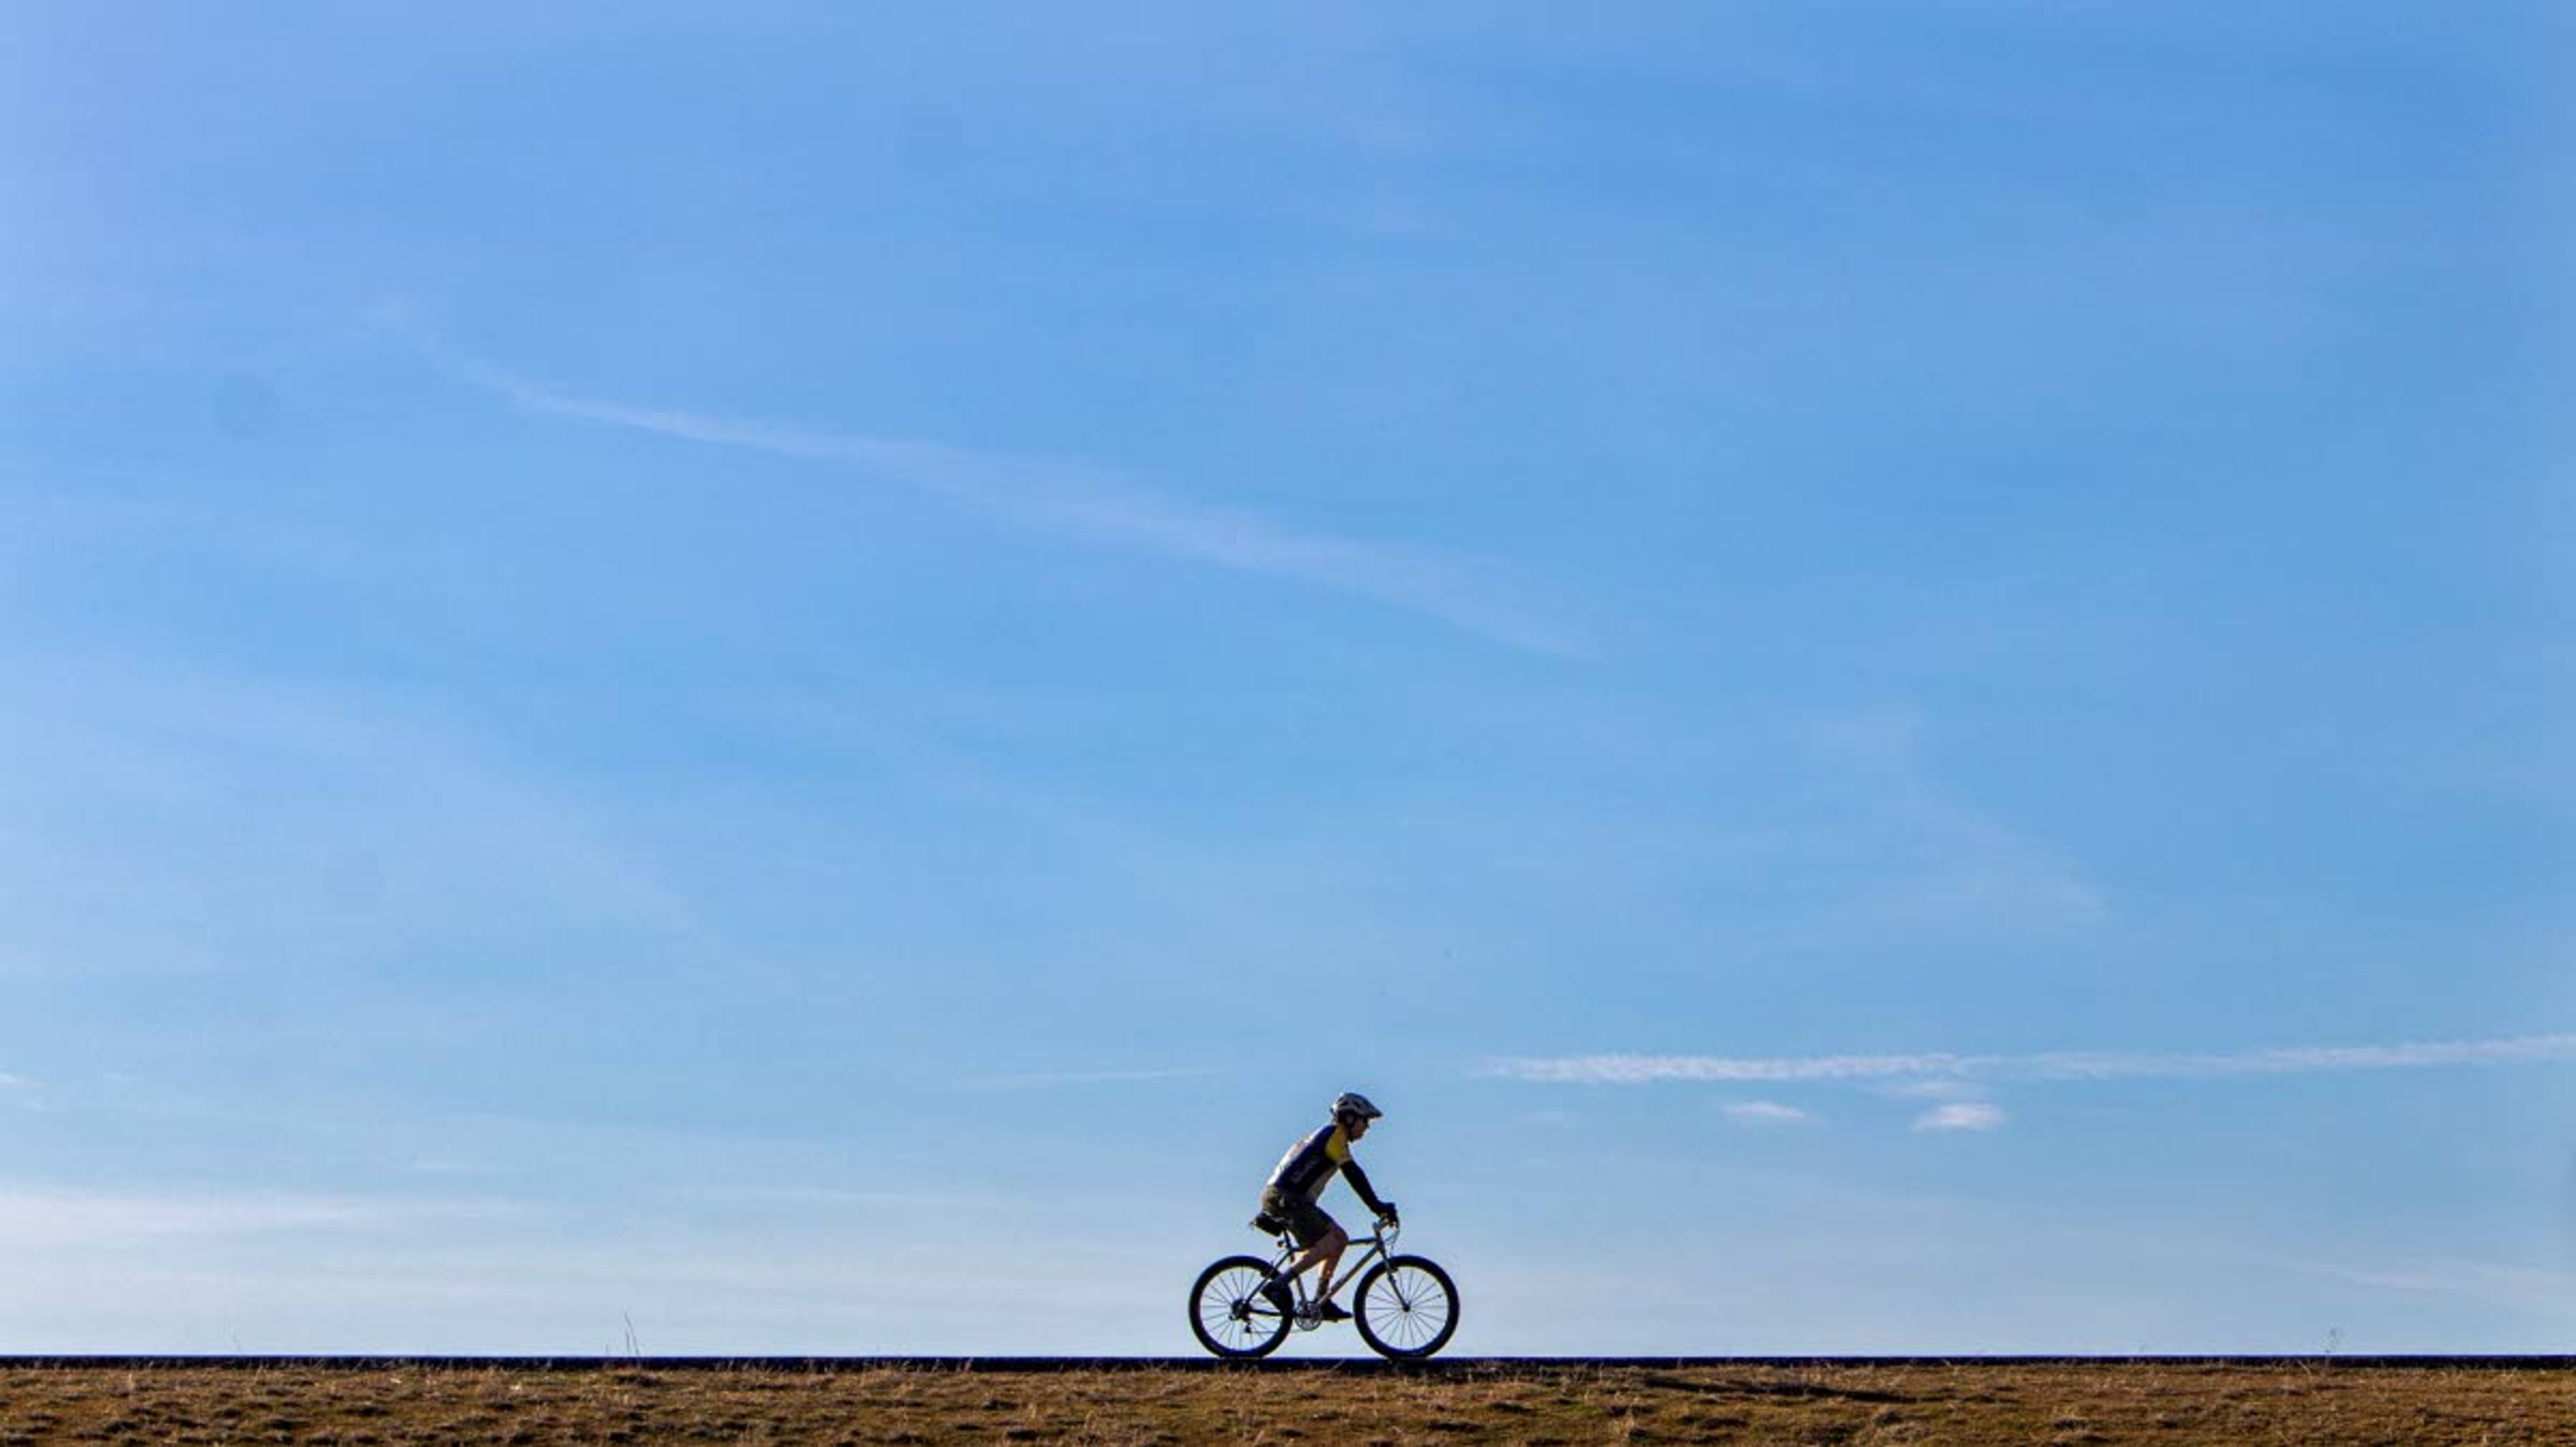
1189, 1254, 1292, 1358
1352, 1254, 1458, 1359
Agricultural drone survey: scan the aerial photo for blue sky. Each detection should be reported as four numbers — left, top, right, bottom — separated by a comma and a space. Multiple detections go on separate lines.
2, 3, 2570, 1354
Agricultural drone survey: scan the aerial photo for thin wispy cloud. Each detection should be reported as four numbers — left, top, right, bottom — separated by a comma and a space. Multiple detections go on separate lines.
386, 318, 1585, 657
963, 1066, 1223, 1091
0, 660, 706, 966
1482, 1032, 2576, 1085
1810, 706, 2107, 932
1880, 1079, 1980, 1101
1913, 1102, 2005, 1132
1721, 1100, 1816, 1126
0, 1187, 514, 1248
2255, 1254, 2574, 1305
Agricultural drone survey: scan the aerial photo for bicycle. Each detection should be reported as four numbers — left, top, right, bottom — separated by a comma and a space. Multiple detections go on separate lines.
1188, 1213, 1460, 1359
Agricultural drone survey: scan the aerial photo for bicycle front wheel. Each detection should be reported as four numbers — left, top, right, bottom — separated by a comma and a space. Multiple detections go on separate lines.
1352, 1254, 1458, 1359
1189, 1254, 1291, 1358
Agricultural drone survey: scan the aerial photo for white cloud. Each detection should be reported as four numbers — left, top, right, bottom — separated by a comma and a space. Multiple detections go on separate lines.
1497, 1051, 1985, 1085
1483, 1032, 2576, 1086
396, 323, 1585, 657
0, 1187, 519, 1247
1880, 1078, 1980, 1100
1808, 704, 2106, 932
0, 662, 706, 979
0, 1201, 1187, 1354
963, 1066, 1221, 1090
1721, 1100, 1815, 1126
2255, 1254, 2575, 1307
1913, 1102, 2005, 1132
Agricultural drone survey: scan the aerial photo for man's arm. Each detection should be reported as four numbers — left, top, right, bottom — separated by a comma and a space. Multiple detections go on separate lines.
1340, 1159, 1395, 1219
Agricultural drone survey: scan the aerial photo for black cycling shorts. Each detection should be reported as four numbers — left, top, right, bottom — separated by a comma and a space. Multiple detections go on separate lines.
1260, 1185, 1338, 1248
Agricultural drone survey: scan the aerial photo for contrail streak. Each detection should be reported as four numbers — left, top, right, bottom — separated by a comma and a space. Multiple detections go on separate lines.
1483, 1032, 2576, 1085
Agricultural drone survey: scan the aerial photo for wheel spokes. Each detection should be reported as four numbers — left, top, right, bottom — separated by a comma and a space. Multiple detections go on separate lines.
1364, 1265, 1452, 1349
1199, 1265, 1285, 1351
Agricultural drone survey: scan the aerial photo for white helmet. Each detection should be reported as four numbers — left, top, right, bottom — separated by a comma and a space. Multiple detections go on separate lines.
1331, 1091, 1383, 1121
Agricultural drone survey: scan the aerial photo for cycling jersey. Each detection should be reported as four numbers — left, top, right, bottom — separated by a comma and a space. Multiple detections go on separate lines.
1267, 1122, 1352, 1202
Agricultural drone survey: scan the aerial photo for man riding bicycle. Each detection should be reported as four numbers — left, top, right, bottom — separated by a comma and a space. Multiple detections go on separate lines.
1256, 1091, 1398, 1321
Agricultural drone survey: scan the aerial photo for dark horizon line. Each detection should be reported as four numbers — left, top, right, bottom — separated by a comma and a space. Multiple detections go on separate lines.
3, 1355, 2568, 1373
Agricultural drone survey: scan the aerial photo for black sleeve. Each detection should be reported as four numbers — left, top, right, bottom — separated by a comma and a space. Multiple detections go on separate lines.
1340, 1159, 1390, 1215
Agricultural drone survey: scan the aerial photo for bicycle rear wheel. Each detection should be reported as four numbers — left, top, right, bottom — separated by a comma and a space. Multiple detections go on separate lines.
1189, 1255, 1291, 1358
1352, 1254, 1458, 1359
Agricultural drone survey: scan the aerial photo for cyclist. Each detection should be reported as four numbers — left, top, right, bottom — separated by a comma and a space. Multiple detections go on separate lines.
1256, 1091, 1398, 1321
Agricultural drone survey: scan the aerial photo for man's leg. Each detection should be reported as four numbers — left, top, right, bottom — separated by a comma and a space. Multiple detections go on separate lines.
1274, 1198, 1336, 1282
1281, 1223, 1342, 1285
1294, 1226, 1354, 1320
1264, 1197, 1329, 1315
1269, 1227, 1350, 1319
1310, 1226, 1349, 1300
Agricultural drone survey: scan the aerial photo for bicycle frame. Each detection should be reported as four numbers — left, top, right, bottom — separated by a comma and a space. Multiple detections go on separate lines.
1263, 1218, 1401, 1310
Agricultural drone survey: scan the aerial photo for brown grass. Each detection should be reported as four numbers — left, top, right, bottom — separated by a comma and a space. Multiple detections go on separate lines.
0, 1362, 2567, 1445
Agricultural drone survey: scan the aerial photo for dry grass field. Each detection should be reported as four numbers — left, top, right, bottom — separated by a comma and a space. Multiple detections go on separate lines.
1, 1360, 2568, 1446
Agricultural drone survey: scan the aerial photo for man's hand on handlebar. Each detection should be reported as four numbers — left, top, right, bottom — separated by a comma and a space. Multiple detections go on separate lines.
1375, 1201, 1400, 1227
